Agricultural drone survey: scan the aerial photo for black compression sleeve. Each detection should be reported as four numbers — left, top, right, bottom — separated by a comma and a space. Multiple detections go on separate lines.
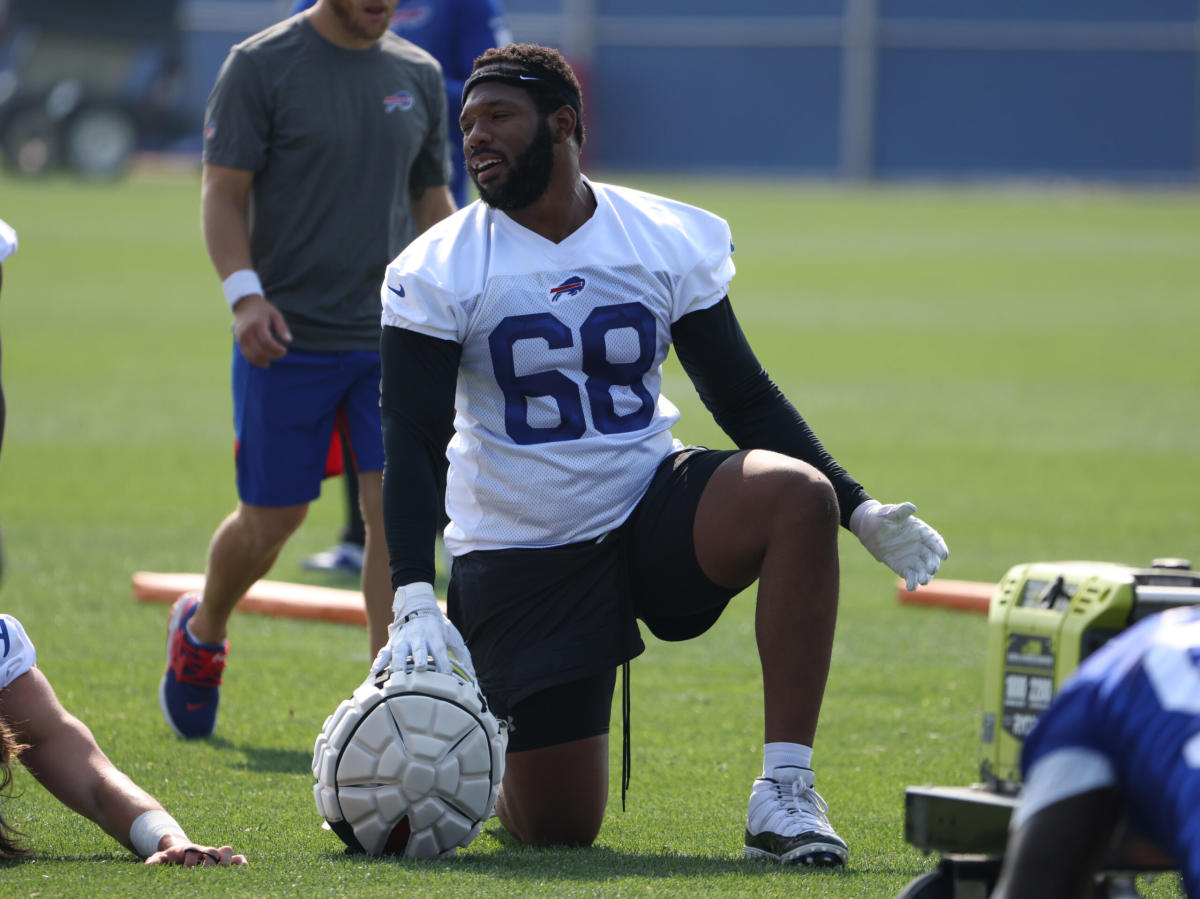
670, 297, 871, 528
380, 325, 461, 588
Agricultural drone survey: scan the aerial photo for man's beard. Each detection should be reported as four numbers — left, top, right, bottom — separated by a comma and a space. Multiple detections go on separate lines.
473, 118, 555, 211
328, 0, 391, 42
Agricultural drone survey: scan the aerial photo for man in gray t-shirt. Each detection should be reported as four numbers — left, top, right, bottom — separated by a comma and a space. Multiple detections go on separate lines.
159, 0, 456, 741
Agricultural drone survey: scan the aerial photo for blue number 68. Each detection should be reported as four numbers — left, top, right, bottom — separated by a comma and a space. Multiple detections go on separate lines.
488, 302, 657, 445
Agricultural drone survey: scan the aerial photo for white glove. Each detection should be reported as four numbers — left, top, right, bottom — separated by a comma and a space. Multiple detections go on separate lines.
369, 582, 475, 680
850, 500, 949, 591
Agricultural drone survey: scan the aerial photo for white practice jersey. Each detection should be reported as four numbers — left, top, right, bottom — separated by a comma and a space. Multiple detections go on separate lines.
383, 179, 735, 554
0, 218, 17, 263
0, 614, 36, 690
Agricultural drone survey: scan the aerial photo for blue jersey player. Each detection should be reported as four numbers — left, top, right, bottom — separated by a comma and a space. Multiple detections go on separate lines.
993, 605, 1200, 899
290, 0, 512, 206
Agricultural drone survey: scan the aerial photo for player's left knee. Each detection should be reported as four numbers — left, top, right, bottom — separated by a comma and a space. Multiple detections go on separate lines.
772, 465, 838, 535
497, 792, 603, 848
510, 813, 602, 848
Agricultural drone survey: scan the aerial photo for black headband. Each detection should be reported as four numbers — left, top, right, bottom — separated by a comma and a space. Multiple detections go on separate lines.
461, 64, 581, 115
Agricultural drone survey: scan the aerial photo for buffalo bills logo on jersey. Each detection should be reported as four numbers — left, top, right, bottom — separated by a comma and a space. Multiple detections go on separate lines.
550, 276, 586, 302
384, 92, 414, 113
391, 5, 431, 30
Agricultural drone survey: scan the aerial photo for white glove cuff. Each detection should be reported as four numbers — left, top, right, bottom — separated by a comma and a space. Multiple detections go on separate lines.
130, 809, 187, 858
849, 499, 881, 537
393, 582, 438, 619
221, 269, 263, 310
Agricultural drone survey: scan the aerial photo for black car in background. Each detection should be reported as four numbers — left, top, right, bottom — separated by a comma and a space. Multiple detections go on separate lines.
0, 0, 188, 177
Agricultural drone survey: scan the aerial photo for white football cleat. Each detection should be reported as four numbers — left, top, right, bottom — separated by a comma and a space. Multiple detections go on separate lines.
744, 767, 848, 867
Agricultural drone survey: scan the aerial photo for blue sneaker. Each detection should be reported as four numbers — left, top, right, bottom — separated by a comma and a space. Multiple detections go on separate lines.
300, 541, 364, 574
159, 594, 227, 739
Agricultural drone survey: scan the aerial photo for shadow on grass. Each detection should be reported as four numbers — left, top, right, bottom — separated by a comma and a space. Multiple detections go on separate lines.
297, 567, 450, 594
206, 736, 312, 775
307, 825, 927, 884
316, 847, 857, 882
0, 852, 144, 866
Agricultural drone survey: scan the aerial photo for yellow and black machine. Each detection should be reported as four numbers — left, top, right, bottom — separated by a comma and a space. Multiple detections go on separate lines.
899, 559, 1200, 898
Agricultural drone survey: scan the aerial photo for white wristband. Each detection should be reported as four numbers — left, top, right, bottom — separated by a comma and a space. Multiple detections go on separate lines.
130, 809, 187, 858
848, 499, 880, 537
393, 582, 437, 618
221, 269, 263, 310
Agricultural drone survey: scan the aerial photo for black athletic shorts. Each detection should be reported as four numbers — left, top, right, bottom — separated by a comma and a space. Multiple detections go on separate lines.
447, 447, 742, 752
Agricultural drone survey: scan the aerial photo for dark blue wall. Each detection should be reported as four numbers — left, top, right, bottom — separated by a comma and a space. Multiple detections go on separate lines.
881, 0, 1194, 24
876, 48, 1198, 179
589, 46, 842, 175
176, 0, 1199, 180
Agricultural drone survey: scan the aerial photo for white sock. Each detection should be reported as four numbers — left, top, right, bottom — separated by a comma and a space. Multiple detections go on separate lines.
762, 742, 813, 780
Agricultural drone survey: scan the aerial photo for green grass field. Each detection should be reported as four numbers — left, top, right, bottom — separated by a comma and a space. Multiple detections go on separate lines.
0, 169, 1197, 897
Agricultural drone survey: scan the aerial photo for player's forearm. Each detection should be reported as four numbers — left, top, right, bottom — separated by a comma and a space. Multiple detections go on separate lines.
20, 710, 163, 853
82, 773, 198, 860
202, 203, 252, 279
0, 302, 6, 454
87, 767, 170, 853
201, 169, 254, 279
410, 186, 456, 236
381, 416, 443, 586
380, 325, 460, 587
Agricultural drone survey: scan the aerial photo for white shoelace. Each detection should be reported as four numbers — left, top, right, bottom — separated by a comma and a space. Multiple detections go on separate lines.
788, 777, 830, 825
751, 774, 833, 836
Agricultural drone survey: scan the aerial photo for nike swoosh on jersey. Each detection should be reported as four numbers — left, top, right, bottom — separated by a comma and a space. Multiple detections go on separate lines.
186, 702, 209, 711
388, 283, 406, 298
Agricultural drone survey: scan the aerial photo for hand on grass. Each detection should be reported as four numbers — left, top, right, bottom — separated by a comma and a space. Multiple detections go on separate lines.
145, 837, 247, 867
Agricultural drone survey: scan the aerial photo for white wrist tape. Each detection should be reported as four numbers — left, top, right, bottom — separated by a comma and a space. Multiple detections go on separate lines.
130, 809, 187, 858
848, 499, 880, 537
393, 582, 437, 618
221, 269, 263, 310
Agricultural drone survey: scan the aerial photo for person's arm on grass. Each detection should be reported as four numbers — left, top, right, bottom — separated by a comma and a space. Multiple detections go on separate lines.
0, 666, 247, 866
0, 216, 16, 457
